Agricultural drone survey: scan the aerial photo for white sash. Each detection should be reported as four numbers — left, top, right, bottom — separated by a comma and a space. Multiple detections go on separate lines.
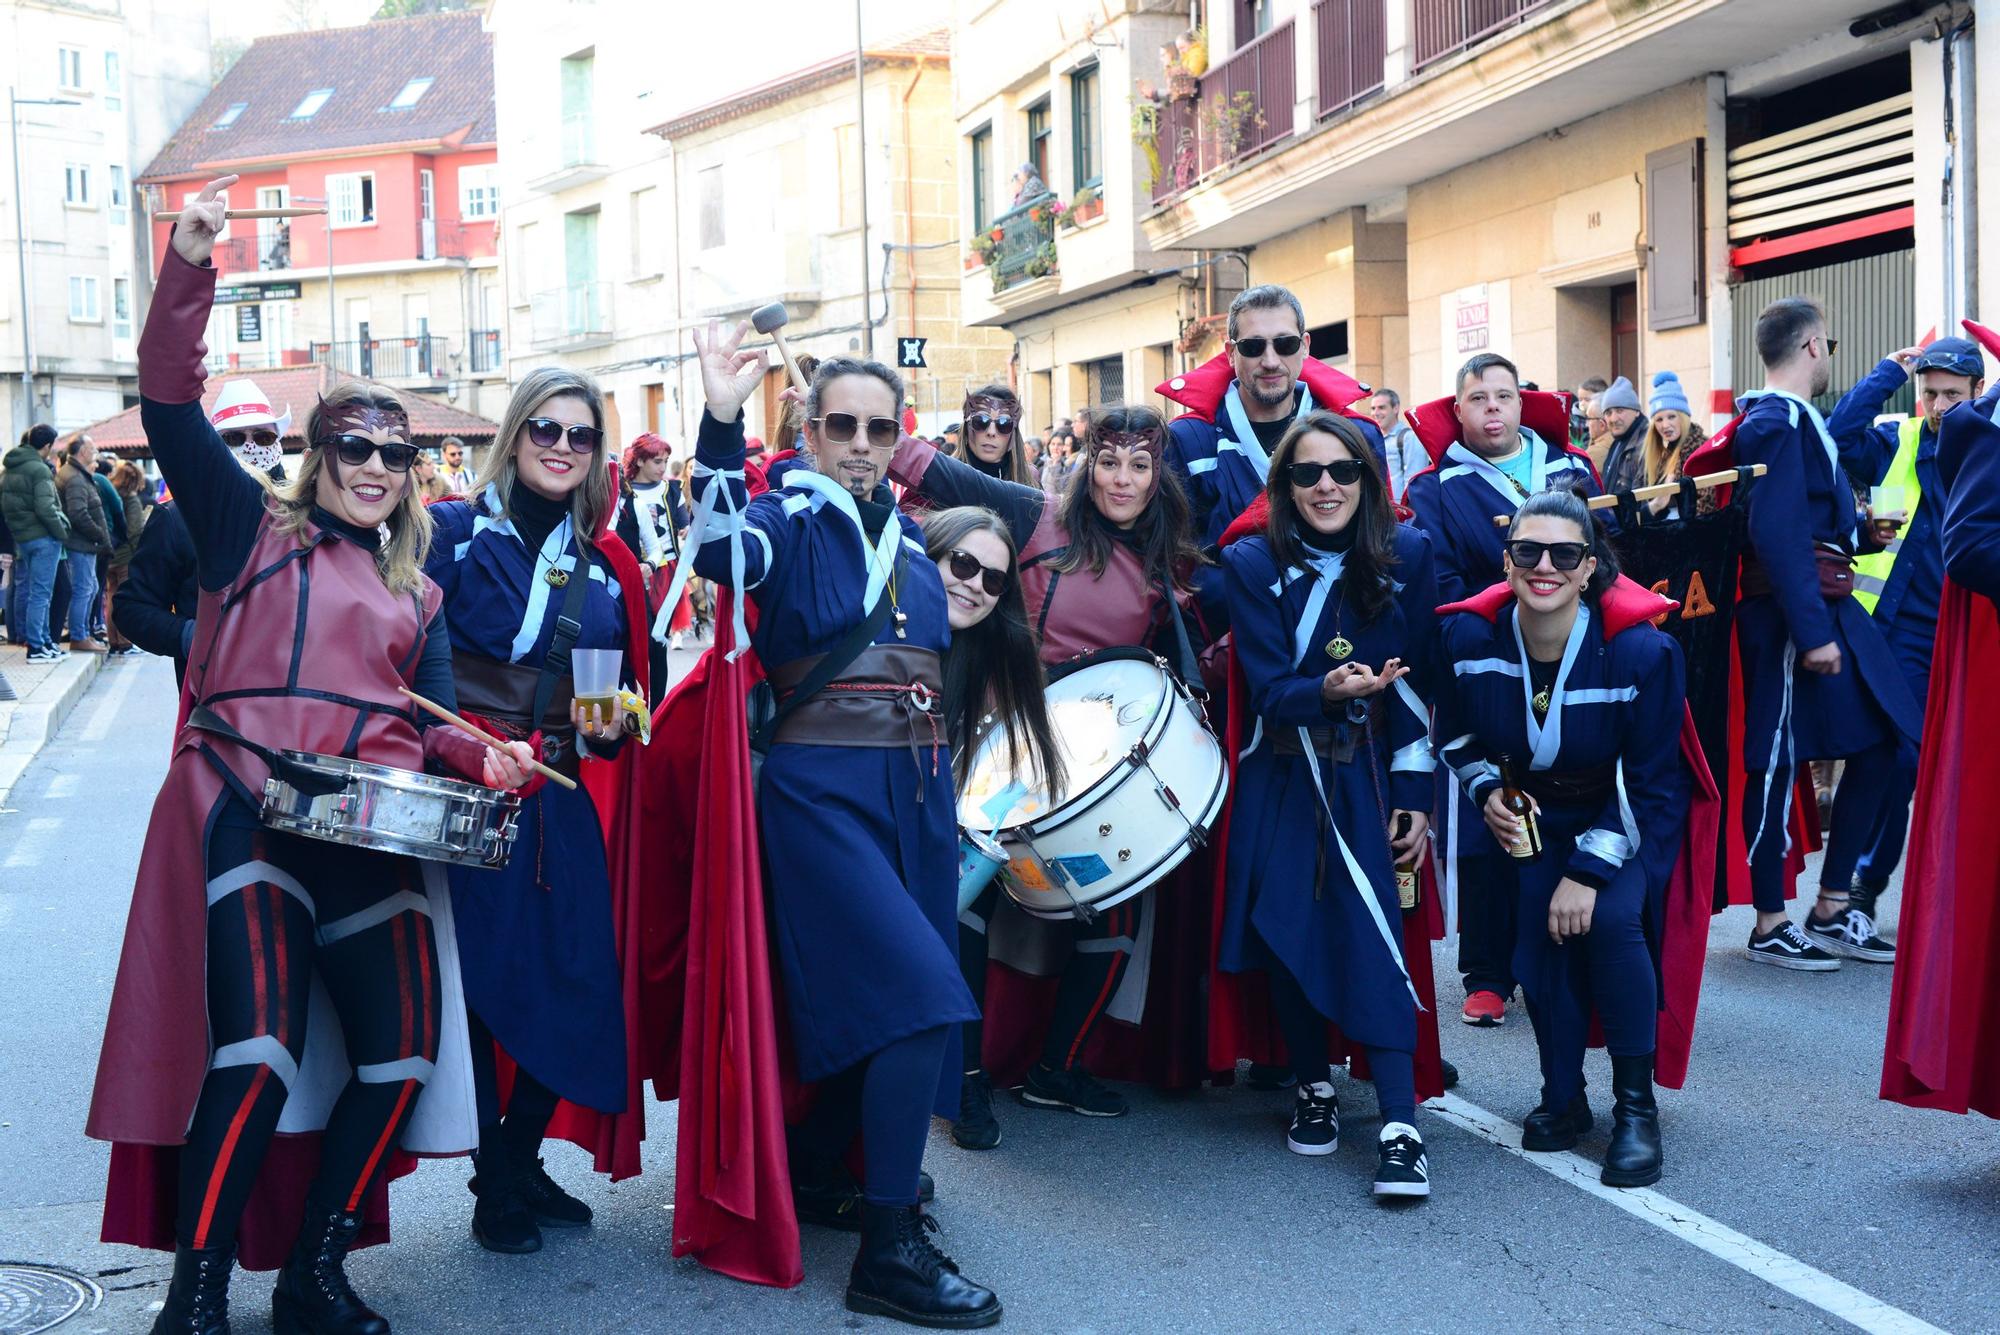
1220, 381, 1315, 480
1512, 603, 1591, 771
1737, 388, 1856, 543
1441, 426, 1559, 512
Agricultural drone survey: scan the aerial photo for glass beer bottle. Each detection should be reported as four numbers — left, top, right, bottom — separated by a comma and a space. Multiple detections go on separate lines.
1495, 754, 1542, 861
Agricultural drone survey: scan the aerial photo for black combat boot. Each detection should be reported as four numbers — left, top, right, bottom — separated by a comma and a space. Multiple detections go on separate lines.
845, 1202, 1002, 1329
150, 1242, 234, 1335
1601, 1052, 1663, 1188
271, 1196, 388, 1335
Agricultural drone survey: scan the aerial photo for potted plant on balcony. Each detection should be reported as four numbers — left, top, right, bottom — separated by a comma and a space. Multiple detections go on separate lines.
969, 231, 997, 270
1065, 186, 1102, 227
1132, 100, 1164, 193
1200, 88, 1265, 162
1027, 197, 1066, 231
1023, 241, 1058, 281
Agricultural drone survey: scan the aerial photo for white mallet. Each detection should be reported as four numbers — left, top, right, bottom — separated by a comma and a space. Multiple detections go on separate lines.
751, 302, 810, 395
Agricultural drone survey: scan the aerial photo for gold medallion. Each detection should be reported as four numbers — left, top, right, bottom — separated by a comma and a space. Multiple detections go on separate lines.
1533, 687, 1552, 714
545, 566, 570, 588
1326, 636, 1354, 661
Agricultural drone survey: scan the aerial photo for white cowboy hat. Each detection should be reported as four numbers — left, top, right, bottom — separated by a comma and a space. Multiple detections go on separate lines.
209, 378, 294, 436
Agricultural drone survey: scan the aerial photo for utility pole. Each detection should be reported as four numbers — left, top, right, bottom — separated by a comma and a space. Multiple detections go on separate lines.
294, 195, 334, 364
853, 0, 872, 360
10, 88, 80, 428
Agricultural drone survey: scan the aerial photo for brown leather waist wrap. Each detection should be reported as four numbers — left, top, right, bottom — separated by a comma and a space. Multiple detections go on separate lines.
769, 644, 944, 749
453, 652, 580, 774
1740, 544, 1855, 601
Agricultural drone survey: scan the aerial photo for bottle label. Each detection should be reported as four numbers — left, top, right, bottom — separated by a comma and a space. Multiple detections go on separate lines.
1396, 866, 1418, 909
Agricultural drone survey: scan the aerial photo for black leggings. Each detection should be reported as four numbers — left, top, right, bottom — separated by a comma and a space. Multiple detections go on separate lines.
177, 800, 441, 1251
958, 889, 1138, 1074
466, 1008, 562, 1167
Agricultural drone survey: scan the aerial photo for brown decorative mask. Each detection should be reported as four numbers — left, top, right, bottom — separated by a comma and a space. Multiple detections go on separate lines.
317, 394, 411, 442
1093, 427, 1164, 459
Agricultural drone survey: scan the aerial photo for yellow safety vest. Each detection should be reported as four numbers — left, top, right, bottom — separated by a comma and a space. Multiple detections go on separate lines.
1852, 416, 1924, 614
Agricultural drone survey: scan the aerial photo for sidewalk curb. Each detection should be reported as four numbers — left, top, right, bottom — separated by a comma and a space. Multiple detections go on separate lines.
0, 653, 105, 806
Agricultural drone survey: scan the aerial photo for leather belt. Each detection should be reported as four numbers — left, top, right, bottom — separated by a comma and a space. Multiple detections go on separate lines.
769, 644, 943, 752
1518, 762, 1617, 808
1271, 723, 1359, 762
453, 652, 581, 777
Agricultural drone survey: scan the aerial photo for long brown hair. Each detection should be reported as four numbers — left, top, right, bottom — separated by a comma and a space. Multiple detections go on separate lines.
1264, 410, 1399, 622
1050, 404, 1204, 592
472, 366, 614, 548
1640, 411, 1706, 488
924, 506, 1065, 797
952, 382, 1032, 487
266, 379, 433, 594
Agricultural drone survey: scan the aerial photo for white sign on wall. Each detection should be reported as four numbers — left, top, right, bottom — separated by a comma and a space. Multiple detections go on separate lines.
1440, 280, 1513, 394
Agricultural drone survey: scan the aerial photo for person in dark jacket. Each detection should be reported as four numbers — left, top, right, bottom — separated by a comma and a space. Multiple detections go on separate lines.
1, 425, 69, 660
56, 436, 112, 651
114, 502, 198, 679
103, 461, 151, 654
89, 450, 125, 640
1596, 376, 1648, 495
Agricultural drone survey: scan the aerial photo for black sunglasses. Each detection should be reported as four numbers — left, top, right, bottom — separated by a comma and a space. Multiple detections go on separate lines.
1506, 540, 1591, 572
319, 434, 418, 473
221, 427, 279, 449
946, 548, 1009, 597
966, 412, 1016, 435
1803, 334, 1840, 357
813, 413, 901, 448
525, 417, 605, 453
1286, 458, 1365, 489
1234, 334, 1303, 358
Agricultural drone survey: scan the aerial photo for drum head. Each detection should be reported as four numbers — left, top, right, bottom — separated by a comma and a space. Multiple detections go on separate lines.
958, 656, 1167, 830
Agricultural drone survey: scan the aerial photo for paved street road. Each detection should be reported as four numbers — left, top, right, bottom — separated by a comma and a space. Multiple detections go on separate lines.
3, 655, 1996, 1333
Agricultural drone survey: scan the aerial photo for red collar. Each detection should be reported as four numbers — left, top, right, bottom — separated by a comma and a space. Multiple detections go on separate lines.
1403, 391, 1578, 467
1438, 575, 1674, 638
1156, 352, 1371, 424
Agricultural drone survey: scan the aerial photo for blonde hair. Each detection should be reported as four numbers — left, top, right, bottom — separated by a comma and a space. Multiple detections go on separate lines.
1640, 410, 1705, 488
471, 366, 613, 548
266, 378, 433, 594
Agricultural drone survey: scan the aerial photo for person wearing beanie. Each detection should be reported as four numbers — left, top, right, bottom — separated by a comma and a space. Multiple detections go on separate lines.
1597, 375, 1648, 494
1639, 371, 1712, 518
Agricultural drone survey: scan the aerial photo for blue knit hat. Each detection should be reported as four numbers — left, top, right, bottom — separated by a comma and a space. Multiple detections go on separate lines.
1648, 370, 1690, 416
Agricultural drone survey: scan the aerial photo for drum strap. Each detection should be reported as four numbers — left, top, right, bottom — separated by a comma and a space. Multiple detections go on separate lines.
528, 552, 594, 735
1154, 572, 1205, 698
187, 704, 349, 797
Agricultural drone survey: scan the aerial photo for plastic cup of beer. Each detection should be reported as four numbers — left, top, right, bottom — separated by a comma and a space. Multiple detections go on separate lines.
571, 649, 621, 725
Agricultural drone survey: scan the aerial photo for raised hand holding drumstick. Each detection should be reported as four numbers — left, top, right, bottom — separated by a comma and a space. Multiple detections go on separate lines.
169, 174, 240, 269
693, 319, 769, 423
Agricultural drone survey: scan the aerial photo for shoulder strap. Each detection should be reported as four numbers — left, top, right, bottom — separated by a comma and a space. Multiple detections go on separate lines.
530, 549, 594, 728
1156, 570, 1206, 697
750, 544, 905, 751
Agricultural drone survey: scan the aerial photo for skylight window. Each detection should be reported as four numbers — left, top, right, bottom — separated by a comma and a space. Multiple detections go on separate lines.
387, 77, 433, 110
288, 88, 334, 120
213, 102, 247, 128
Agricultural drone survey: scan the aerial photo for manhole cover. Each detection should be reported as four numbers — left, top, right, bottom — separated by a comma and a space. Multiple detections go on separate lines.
0, 1264, 100, 1335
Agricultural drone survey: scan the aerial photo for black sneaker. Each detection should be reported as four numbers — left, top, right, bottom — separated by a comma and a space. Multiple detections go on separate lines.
1286, 1081, 1339, 1156
1747, 920, 1841, 971
952, 1070, 1002, 1151
26, 645, 62, 663
1373, 1123, 1430, 1199
1019, 1061, 1128, 1117
1806, 907, 1895, 963
1245, 1062, 1297, 1091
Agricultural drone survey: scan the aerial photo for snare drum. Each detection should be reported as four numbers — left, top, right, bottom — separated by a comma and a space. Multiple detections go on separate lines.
958, 649, 1227, 920
956, 827, 1009, 914
260, 750, 523, 869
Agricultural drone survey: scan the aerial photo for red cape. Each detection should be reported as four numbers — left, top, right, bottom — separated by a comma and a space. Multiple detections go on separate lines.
1880, 573, 2000, 1115
1403, 391, 1581, 468
1437, 577, 1720, 1087
1156, 352, 1373, 424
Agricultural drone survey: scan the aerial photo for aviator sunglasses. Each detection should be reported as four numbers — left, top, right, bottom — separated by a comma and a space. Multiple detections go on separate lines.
526, 417, 606, 453
966, 412, 1016, 435
1234, 334, 1303, 358
318, 435, 419, 472
1286, 458, 1365, 489
1506, 540, 1591, 572
221, 428, 279, 449
946, 548, 1009, 597
812, 412, 901, 448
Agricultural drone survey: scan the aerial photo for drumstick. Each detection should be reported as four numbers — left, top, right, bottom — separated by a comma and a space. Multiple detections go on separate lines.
1488, 464, 1768, 527
399, 687, 579, 791
155, 207, 329, 221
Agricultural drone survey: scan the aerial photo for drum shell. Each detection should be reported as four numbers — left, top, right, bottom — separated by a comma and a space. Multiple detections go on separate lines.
260, 750, 523, 869
995, 664, 1227, 921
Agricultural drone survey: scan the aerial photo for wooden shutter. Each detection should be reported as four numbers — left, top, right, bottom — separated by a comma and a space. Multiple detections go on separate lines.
1645, 139, 1703, 331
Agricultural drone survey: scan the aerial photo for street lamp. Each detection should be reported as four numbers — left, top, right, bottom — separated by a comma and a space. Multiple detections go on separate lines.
9, 88, 81, 428
290, 194, 335, 370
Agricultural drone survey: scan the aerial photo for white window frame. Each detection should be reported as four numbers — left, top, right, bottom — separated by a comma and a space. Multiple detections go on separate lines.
288, 88, 334, 121
327, 172, 377, 229
58, 47, 86, 92
388, 77, 433, 110
460, 164, 499, 220
69, 275, 102, 323
213, 102, 247, 129
104, 51, 122, 110
113, 276, 133, 339
64, 162, 93, 208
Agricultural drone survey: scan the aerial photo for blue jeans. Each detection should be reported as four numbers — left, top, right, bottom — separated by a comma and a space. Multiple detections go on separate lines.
12, 537, 61, 650
64, 549, 99, 644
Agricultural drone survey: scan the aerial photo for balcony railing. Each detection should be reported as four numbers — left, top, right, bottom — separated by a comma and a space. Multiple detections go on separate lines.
985, 193, 1059, 294
468, 328, 504, 373
1412, 0, 1556, 70
530, 282, 613, 347
1315, 0, 1387, 119
309, 334, 448, 381
213, 232, 294, 274
1151, 20, 1296, 202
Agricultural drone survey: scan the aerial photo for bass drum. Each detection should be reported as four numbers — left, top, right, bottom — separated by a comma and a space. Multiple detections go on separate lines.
958, 648, 1227, 921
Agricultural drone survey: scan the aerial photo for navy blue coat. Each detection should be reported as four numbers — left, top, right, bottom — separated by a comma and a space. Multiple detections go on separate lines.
1940, 387, 2000, 603
1217, 526, 1436, 1053
1402, 427, 1600, 604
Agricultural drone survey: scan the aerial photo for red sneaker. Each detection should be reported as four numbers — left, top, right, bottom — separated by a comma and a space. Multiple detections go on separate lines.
1461, 990, 1506, 1027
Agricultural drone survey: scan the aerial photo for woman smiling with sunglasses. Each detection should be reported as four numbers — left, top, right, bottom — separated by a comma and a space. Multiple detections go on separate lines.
947, 384, 1035, 488
1217, 410, 1442, 1198
93, 176, 513, 1335
424, 366, 653, 1256
1435, 487, 1700, 1189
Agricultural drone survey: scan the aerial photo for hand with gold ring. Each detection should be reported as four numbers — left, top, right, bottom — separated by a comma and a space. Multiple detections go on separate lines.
571, 697, 625, 744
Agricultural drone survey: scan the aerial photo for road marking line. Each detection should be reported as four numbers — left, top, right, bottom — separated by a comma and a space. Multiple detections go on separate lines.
78, 661, 142, 742
1430, 1093, 1947, 1334
1, 815, 62, 869
44, 773, 79, 799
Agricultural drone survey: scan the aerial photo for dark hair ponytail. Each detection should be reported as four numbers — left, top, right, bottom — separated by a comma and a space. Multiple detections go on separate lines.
1507, 484, 1621, 604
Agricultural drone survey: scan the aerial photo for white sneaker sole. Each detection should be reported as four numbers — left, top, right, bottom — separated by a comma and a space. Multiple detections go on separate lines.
1018, 1090, 1126, 1117
1460, 1012, 1504, 1027
1286, 1133, 1338, 1156
1805, 929, 1896, 963
1745, 946, 1841, 971
1373, 1179, 1431, 1197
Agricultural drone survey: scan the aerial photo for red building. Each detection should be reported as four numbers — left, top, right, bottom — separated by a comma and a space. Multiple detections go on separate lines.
139, 12, 507, 417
